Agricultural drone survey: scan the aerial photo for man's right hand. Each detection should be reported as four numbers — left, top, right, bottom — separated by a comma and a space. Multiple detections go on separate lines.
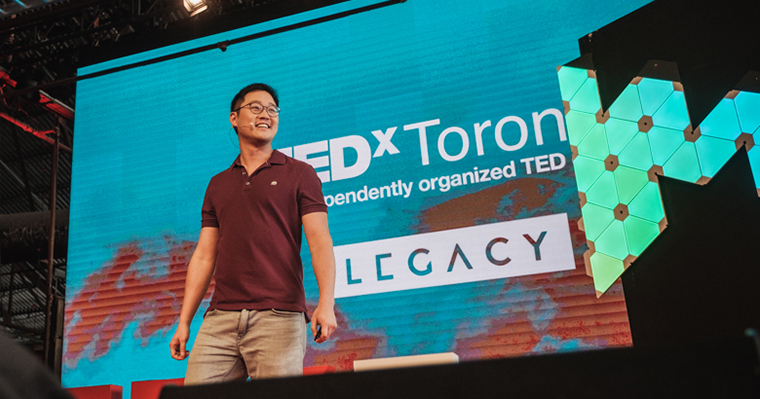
169, 324, 190, 360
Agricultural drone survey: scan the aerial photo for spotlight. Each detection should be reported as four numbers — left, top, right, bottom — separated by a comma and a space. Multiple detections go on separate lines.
183, 0, 207, 16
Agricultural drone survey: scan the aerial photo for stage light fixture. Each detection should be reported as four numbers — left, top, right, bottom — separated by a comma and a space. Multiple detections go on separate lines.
183, 0, 207, 17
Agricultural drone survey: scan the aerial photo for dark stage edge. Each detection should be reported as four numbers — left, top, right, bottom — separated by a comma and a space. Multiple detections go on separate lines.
161, 334, 760, 399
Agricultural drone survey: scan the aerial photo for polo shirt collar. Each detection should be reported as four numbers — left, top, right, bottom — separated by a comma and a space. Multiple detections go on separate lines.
230, 149, 287, 170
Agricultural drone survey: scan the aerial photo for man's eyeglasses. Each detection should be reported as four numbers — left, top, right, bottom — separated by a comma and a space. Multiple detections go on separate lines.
235, 101, 280, 117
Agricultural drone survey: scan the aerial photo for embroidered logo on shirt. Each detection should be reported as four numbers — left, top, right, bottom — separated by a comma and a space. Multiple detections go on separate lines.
271, 181, 277, 185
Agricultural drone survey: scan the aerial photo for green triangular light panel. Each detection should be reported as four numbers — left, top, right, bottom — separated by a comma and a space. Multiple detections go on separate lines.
594, 220, 628, 260
569, 78, 602, 114
746, 146, 760, 189
580, 202, 615, 242
605, 118, 639, 156
590, 251, 624, 294
627, 182, 665, 223
618, 132, 653, 171
648, 126, 685, 166
699, 98, 742, 140
566, 110, 598, 146
585, 171, 619, 209
663, 141, 702, 183
613, 166, 648, 205
637, 78, 674, 116
695, 136, 737, 178
558, 66, 590, 102
735, 91, 760, 134
578, 124, 610, 161
608, 85, 643, 122
573, 156, 606, 193
652, 91, 691, 130
624, 216, 660, 257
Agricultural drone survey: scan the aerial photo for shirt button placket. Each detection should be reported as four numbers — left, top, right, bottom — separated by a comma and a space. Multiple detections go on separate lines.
241, 170, 249, 188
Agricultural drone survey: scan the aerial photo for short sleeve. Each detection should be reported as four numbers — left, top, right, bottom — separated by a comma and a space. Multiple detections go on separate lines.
201, 180, 219, 228
298, 164, 328, 216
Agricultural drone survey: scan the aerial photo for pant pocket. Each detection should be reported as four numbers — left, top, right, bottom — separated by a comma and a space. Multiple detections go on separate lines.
270, 308, 301, 317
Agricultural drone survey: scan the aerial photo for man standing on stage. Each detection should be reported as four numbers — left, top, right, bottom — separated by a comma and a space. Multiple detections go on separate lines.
169, 83, 337, 383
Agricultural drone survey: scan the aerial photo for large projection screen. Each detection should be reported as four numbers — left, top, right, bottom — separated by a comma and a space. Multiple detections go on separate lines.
64, 0, 650, 394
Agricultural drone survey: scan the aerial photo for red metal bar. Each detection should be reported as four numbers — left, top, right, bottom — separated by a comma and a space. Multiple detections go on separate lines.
0, 69, 17, 87
0, 112, 72, 152
39, 91, 74, 121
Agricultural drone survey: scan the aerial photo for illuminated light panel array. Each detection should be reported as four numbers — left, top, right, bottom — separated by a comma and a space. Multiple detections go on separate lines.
557, 66, 760, 295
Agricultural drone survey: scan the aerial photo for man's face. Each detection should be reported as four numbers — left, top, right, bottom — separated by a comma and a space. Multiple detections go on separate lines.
230, 90, 279, 145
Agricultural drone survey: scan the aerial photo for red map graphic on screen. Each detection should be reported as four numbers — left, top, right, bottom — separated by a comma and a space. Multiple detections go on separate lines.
63, 239, 214, 367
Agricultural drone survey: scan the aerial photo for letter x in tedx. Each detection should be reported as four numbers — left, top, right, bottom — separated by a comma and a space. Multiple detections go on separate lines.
371, 127, 400, 157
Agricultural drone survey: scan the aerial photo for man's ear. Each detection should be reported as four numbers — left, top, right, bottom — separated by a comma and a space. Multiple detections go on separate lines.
230, 111, 239, 130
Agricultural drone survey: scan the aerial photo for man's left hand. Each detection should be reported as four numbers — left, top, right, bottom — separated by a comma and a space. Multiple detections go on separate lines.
311, 303, 337, 343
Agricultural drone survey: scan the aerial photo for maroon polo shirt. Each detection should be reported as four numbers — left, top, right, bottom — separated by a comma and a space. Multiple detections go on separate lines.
201, 150, 327, 316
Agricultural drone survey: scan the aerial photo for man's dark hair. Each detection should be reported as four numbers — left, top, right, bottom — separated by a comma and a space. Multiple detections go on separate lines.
230, 83, 279, 112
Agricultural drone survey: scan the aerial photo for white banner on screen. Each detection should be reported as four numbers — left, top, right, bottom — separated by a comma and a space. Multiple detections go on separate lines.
334, 213, 575, 298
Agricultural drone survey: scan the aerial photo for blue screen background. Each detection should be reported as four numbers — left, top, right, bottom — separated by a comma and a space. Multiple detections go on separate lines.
65, 0, 650, 396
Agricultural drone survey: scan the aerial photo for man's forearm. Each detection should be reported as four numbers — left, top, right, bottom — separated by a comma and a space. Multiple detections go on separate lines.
311, 238, 336, 306
302, 212, 336, 305
302, 212, 337, 341
178, 257, 215, 326
314, 259, 335, 306
178, 227, 218, 326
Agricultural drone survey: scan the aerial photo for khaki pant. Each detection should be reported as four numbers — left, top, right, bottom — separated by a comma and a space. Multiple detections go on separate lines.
184, 309, 306, 384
